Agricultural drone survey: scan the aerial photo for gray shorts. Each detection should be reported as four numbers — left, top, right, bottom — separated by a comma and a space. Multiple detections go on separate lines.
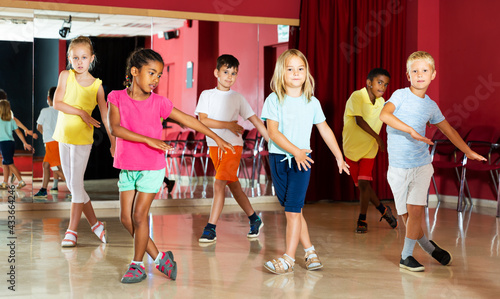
387, 164, 434, 215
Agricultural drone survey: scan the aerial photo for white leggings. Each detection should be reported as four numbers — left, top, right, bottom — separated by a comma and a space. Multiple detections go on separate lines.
59, 143, 92, 204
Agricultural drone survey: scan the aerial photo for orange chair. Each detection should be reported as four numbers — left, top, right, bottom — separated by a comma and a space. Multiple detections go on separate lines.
457, 126, 500, 213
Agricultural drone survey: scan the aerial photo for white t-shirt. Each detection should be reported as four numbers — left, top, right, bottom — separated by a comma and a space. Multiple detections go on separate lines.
195, 88, 255, 146
37, 106, 59, 143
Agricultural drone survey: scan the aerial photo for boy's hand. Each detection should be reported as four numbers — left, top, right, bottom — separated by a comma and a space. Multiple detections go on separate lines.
466, 151, 487, 162
145, 138, 173, 152
293, 149, 314, 171
337, 158, 350, 175
410, 129, 434, 145
227, 121, 244, 137
376, 136, 386, 152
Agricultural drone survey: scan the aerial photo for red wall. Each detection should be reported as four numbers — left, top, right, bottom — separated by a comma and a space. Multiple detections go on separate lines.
407, 0, 499, 201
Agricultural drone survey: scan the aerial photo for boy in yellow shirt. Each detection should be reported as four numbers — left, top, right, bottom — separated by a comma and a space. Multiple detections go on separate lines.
342, 68, 397, 233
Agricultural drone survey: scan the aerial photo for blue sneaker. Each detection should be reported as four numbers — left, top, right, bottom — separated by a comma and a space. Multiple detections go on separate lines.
199, 228, 216, 243
247, 218, 264, 238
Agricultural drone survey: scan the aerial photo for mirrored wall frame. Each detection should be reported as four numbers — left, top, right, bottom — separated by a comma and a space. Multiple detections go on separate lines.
1, 5, 291, 205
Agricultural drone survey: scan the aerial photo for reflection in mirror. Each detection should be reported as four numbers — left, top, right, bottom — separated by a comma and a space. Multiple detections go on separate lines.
0, 8, 34, 203
32, 10, 161, 202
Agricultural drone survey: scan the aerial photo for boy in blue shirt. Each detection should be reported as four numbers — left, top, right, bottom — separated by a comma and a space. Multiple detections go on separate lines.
380, 51, 486, 272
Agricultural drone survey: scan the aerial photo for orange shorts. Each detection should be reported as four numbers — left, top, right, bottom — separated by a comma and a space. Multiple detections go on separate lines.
209, 146, 243, 183
43, 141, 61, 167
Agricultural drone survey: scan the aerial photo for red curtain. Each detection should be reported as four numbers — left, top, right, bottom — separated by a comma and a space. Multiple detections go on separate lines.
291, 0, 407, 202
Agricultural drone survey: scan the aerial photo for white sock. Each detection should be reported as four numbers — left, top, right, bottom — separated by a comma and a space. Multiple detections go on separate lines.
131, 260, 144, 266
64, 229, 77, 241
91, 221, 106, 243
304, 245, 320, 268
266, 253, 294, 271
53, 179, 59, 188
154, 253, 162, 265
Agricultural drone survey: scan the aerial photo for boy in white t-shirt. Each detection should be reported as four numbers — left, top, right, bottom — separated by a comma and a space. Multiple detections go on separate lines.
195, 54, 269, 243
34, 87, 65, 198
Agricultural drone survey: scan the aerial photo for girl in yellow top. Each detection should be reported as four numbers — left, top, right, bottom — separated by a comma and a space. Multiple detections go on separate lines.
53, 36, 115, 247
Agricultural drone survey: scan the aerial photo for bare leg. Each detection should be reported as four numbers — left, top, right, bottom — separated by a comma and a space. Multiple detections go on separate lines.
208, 179, 227, 225
42, 162, 50, 189
67, 202, 84, 232
2, 165, 9, 183
284, 211, 302, 259
132, 192, 157, 261
404, 205, 425, 240
299, 212, 313, 249
358, 180, 381, 215
228, 180, 255, 216
120, 190, 159, 260
8, 164, 22, 182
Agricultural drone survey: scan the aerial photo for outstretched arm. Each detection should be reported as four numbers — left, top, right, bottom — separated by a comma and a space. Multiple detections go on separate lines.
266, 119, 313, 171
14, 117, 38, 139
198, 113, 244, 137
108, 103, 171, 152
170, 108, 235, 154
53, 70, 101, 129
355, 116, 384, 152
316, 121, 350, 174
434, 120, 486, 161
379, 102, 433, 145
248, 115, 269, 142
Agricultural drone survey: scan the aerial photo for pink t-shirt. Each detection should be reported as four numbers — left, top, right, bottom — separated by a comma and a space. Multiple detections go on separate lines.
108, 89, 174, 170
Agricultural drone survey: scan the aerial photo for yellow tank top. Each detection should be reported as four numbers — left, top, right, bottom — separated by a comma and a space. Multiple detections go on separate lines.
52, 69, 102, 145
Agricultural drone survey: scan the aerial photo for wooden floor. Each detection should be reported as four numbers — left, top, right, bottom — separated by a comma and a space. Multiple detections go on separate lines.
1, 199, 499, 298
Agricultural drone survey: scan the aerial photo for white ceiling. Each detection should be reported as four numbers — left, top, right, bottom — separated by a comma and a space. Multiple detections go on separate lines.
0, 8, 186, 42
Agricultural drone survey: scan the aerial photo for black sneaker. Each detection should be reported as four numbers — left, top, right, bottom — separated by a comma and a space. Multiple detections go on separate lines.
247, 218, 264, 238
380, 206, 398, 229
199, 228, 216, 243
164, 178, 175, 193
429, 240, 453, 266
356, 220, 368, 233
400, 256, 425, 272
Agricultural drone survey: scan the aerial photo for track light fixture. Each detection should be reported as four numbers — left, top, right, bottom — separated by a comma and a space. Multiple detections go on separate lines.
59, 16, 72, 38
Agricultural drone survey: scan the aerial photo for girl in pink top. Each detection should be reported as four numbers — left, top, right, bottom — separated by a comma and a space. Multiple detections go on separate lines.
108, 49, 234, 284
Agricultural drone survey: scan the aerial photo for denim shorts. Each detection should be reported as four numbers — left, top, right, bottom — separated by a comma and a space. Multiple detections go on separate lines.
269, 153, 311, 213
117, 168, 165, 193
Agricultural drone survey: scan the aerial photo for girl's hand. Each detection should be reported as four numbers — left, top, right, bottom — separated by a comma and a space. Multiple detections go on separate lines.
215, 138, 235, 159
23, 143, 33, 153
146, 138, 174, 152
410, 129, 433, 145
80, 111, 101, 128
294, 149, 314, 171
228, 121, 244, 137
466, 150, 487, 162
337, 158, 350, 175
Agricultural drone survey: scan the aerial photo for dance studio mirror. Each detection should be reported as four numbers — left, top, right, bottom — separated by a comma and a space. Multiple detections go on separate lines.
2, 7, 283, 203
0, 7, 34, 203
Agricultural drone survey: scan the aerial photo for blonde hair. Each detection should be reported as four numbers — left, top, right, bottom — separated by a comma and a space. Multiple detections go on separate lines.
0, 100, 12, 121
406, 51, 435, 73
270, 49, 315, 104
67, 35, 96, 70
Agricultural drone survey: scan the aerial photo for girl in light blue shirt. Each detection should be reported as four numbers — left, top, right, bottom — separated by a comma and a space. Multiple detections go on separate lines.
261, 49, 350, 274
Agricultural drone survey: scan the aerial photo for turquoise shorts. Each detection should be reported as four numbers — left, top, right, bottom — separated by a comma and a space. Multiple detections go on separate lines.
117, 168, 165, 193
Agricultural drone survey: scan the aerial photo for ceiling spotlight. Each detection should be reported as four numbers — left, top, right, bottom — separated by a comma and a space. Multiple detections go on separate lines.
164, 29, 180, 40
59, 16, 72, 38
